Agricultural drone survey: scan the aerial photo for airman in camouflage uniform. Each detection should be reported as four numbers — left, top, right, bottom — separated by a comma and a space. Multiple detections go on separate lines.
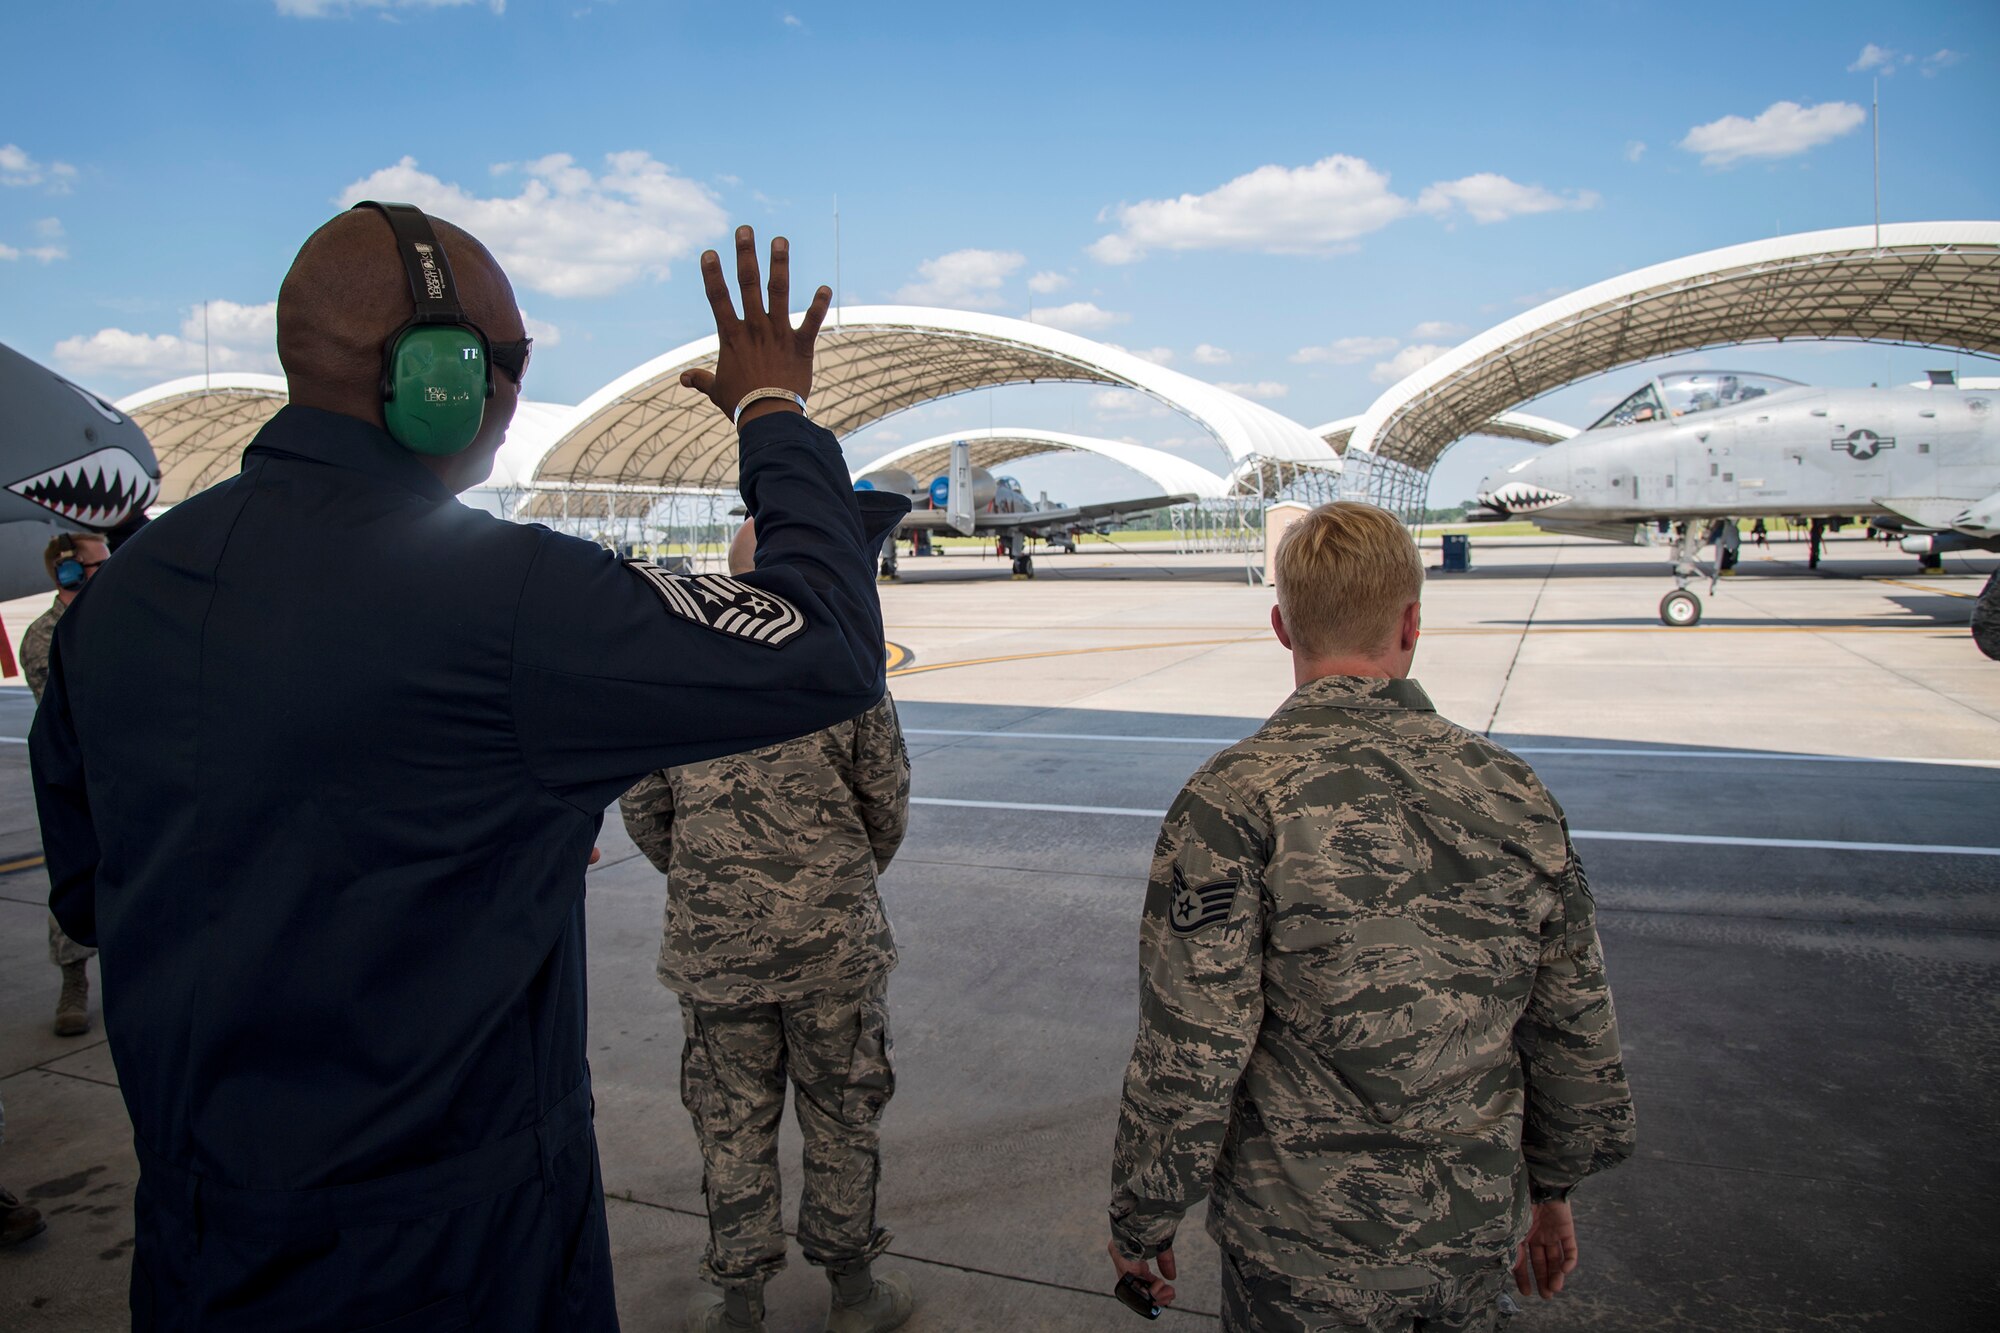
622, 680, 913, 1333
1109, 501, 1634, 1333
21, 532, 104, 1036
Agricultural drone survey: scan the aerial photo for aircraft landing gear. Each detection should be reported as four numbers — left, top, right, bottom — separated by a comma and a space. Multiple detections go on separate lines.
878, 553, 900, 582
1001, 532, 1032, 579
1661, 521, 1717, 626
1918, 552, 1944, 573
1660, 589, 1702, 627
1011, 555, 1035, 579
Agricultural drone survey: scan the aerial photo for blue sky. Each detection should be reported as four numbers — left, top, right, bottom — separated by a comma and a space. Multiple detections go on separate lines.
2, 1, 1995, 505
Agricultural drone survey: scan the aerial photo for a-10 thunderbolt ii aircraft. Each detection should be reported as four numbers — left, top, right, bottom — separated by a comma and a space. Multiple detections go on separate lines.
1475, 370, 2000, 633
854, 440, 1197, 579
0, 340, 161, 610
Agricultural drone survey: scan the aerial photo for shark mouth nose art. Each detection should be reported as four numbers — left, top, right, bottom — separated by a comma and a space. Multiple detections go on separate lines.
9, 447, 161, 529
1476, 481, 1571, 514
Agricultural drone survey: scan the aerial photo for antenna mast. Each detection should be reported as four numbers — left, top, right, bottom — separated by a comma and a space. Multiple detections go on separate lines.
833, 195, 842, 328
203, 300, 211, 390
1872, 77, 1881, 248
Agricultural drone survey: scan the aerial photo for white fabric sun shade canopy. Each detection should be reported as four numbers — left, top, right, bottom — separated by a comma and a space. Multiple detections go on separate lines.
856, 428, 1230, 501
533, 305, 1336, 491
119, 374, 289, 505
1346, 221, 2000, 469
119, 374, 577, 508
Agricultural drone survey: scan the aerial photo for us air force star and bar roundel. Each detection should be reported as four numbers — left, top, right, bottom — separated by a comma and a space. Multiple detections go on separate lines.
623, 560, 806, 648
1169, 864, 1239, 937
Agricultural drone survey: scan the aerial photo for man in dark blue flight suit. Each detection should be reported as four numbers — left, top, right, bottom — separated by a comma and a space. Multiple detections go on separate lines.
29, 210, 905, 1331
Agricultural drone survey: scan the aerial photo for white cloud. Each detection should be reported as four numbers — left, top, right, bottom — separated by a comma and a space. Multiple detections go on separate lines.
1922, 49, 1963, 76
1088, 388, 1170, 419
1192, 343, 1231, 365
1026, 301, 1128, 333
1089, 154, 1598, 262
1678, 100, 1866, 166
0, 218, 65, 263
893, 248, 1024, 309
1027, 270, 1069, 295
0, 143, 78, 193
1848, 43, 1897, 73
1090, 155, 1411, 262
1291, 335, 1399, 366
276, 0, 505, 16
1624, 140, 1647, 163
520, 312, 561, 348
1369, 343, 1450, 385
1417, 174, 1599, 224
1120, 345, 1175, 365
54, 300, 281, 381
782, 12, 802, 27
1410, 320, 1466, 339
337, 152, 726, 299
1215, 380, 1289, 400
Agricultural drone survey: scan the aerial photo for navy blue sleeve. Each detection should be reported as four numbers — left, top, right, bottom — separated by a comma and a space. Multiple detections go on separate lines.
29, 630, 100, 948
511, 411, 908, 808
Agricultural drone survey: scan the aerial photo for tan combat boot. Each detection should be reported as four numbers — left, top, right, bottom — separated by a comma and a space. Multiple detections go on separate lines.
823, 1264, 914, 1333
686, 1281, 766, 1333
54, 961, 90, 1037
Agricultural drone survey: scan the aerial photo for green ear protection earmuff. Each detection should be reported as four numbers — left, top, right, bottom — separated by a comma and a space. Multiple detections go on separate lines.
352, 200, 491, 457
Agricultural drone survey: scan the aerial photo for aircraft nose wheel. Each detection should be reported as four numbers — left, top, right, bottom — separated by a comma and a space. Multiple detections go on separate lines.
1010, 555, 1036, 579
1659, 589, 1702, 627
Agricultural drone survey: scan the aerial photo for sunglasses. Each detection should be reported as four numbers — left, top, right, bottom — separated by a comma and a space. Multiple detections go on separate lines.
488, 337, 533, 386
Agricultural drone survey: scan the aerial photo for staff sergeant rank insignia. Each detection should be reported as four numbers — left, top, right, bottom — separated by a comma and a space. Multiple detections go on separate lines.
623, 560, 806, 648
1169, 865, 1239, 937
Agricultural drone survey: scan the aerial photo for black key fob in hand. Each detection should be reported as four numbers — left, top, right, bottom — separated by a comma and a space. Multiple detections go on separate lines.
1114, 1272, 1162, 1320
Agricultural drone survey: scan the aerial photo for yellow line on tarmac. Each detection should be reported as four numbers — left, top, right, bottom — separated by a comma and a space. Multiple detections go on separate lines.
887, 637, 1261, 678
0, 855, 46, 875
883, 641, 914, 672
1867, 576, 1977, 600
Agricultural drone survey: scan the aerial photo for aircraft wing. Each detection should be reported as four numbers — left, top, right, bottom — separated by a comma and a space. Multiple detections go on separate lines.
897, 494, 1194, 537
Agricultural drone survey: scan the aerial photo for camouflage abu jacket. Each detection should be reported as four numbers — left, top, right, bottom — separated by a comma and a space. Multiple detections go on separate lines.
21, 594, 65, 703
620, 692, 910, 1005
1109, 674, 1635, 1289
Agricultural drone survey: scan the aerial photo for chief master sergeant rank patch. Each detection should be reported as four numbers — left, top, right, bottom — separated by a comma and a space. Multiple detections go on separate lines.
624, 560, 806, 649
1169, 865, 1238, 936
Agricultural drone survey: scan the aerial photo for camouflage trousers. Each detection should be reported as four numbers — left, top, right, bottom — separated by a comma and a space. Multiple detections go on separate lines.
677, 975, 895, 1292
1221, 1251, 1512, 1333
49, 913, 94, 967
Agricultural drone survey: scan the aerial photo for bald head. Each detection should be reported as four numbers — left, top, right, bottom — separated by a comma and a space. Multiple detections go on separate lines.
277, 208, 526, 491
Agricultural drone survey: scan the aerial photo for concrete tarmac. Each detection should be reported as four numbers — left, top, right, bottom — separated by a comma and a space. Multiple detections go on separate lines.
2, 534, 1996, 1330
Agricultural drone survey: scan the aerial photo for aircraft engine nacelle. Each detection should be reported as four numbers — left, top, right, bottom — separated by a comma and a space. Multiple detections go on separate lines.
853, 466, 924, 502
928, 466, 996, 511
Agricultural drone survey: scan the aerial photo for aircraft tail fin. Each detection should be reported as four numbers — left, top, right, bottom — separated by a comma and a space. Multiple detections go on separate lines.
947, 440, 975, 535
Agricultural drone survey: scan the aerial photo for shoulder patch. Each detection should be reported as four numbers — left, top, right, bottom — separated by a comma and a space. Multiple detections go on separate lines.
1168, 864, 1239, 937
624, 561, 805, 648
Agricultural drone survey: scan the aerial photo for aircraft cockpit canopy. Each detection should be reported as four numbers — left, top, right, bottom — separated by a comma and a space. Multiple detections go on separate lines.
1588, 371, 1803, 431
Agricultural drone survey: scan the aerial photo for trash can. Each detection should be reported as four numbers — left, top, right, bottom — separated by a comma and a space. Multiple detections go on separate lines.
1440, 533, 1471, 573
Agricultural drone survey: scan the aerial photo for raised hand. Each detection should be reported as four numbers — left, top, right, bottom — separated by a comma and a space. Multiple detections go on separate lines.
680, 224, 832, 426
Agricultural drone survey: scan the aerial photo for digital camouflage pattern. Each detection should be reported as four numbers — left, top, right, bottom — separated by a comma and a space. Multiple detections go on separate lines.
619, 692, 909, 1005
1222, 1250, 1512, 1333
20, 595, 63, 704
1974, 568, 2000, 661
1110, 674, 1635, 1290
678, 976, 895, 1289
21, 595, 96, 967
